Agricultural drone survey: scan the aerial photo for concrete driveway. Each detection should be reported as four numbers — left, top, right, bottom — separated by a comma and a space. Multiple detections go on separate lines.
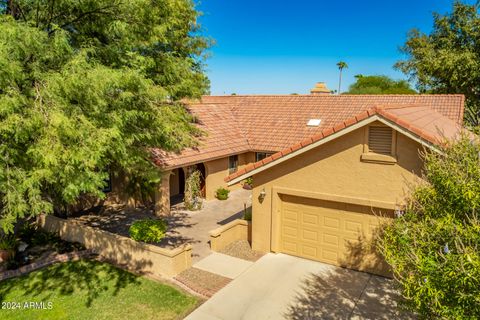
185, 253, 414, 320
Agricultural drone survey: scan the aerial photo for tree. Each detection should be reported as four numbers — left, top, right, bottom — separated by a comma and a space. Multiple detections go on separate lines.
396, 1, 480, 126
347, 75, 416, 94
0, 1, 210, 232
380, 135, 480, 318
336, 61, 348, 94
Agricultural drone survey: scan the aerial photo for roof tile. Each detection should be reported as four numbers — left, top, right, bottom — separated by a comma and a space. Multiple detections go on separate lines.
155, 95, 465, 169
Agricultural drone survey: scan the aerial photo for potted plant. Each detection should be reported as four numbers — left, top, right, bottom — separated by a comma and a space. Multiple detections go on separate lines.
0, 235, 18, 263
243, 177, 253, 190
215, 187, 230, 200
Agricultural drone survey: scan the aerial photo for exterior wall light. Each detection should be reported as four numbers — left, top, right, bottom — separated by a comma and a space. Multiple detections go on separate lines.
258, 188, 266, 203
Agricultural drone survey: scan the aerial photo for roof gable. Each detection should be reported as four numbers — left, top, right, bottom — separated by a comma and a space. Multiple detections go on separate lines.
225, 105, 470, 185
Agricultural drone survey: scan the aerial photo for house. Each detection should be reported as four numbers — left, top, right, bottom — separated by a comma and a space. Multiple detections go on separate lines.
223, 98, 467, 275
148, 88, 466, 275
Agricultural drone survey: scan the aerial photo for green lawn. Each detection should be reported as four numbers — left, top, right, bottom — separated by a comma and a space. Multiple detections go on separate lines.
0, 259, 200, 320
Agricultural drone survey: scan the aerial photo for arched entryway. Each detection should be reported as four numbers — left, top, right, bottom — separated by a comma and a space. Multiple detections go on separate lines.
169, 168, 186, 206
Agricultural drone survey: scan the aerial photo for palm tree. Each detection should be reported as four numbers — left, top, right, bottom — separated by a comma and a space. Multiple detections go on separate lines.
336, 61, 348, 94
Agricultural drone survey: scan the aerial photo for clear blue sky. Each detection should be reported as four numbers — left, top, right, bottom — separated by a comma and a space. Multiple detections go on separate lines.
197, 0, 471, 95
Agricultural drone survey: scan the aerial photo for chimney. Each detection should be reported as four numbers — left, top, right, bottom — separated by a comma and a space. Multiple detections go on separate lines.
310, 82, 332, 95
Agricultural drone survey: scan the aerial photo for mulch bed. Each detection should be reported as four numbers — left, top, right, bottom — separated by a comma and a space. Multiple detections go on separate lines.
219, 240, 265, 262
174, 267, 231, 298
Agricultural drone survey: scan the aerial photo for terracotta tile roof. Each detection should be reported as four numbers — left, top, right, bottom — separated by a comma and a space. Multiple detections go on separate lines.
152, 95, 465, 169
152, 103, 250, 169
225, 104, 471, 183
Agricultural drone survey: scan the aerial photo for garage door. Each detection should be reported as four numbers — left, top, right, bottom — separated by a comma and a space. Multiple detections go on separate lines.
279, 194, 392, 275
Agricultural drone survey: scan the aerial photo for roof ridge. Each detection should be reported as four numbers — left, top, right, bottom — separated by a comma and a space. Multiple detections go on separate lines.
202, 94, 465, 98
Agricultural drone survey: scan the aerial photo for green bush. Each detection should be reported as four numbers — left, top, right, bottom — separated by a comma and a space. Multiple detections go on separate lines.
215, 187, 230, 200
243, 177, 253, 189
129, 219, 167, 243
379, 135, 480, 318
243, 207, 252, 221
0, 235, 17, 251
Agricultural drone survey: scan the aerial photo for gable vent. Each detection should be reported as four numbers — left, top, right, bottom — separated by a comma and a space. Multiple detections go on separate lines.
368, 126, 393, 155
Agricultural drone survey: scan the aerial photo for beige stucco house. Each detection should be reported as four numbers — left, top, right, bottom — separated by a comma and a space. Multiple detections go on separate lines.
126, 87, 466, 275
224, 100, 467, 275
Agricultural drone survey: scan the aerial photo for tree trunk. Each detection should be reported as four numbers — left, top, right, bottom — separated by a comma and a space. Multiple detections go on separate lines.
338, 69, 343, 95
6, 0, 20, 19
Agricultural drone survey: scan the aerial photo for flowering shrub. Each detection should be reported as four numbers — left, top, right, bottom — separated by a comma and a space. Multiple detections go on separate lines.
379, 135, 480, 318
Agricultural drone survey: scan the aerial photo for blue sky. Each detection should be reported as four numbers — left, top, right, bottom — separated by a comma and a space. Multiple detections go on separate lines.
197, 0, 470, 95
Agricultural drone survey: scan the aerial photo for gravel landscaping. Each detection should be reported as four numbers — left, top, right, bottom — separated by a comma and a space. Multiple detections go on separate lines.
219, 240, 265, 262
175, 267, 231, 297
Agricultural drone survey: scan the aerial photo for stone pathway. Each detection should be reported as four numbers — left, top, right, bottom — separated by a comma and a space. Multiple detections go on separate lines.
166, 189, 252, 262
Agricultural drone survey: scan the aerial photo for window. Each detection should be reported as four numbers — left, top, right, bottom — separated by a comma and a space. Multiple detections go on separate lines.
229, 155, 238, 174
368, 126, 393, 155
255, 152, 273, 162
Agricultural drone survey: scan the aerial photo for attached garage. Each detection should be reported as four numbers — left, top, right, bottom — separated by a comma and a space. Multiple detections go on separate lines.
225, 105, 465, 277
277, 194, 392, 275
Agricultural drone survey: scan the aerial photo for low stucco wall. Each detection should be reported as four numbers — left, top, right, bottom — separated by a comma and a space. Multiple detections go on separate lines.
38, 215, 192, 277
209, 219, 252, 251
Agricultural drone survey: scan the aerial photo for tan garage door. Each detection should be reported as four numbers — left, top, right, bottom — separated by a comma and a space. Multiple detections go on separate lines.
279, 195, 392, 275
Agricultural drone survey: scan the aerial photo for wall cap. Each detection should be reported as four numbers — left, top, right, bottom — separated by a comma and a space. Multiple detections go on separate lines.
208, 219, 249, 237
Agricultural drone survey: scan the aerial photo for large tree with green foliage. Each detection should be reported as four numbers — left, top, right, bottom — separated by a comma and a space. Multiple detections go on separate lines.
346, 75, 416, 94
396, 1, 480, 126
0, 0, 210, 232
380, 135, 480, 318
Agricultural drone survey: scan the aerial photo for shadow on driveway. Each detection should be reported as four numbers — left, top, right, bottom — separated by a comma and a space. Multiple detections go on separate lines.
286, 268, 415, 320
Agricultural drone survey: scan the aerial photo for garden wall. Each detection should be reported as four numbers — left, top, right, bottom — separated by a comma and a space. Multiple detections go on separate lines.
38, 215, 192, 277
209, 219, 252, 251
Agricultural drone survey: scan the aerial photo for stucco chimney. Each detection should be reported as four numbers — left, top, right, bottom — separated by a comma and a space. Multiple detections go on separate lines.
310, 82, 332, 95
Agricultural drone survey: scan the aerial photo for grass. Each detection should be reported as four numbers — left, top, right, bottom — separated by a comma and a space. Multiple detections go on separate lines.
0, 259, 200, 320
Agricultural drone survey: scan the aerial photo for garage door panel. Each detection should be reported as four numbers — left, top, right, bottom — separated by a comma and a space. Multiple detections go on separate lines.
323, 216, 340, 229
302, 229, 319, 242
302, 245, 318, 258
282, 226, 298, 237
344, 220, 363, 233
282, 241, 298, 254
321, 249, 338, 263
323, 233, 340, 246
302, 213, 319, 226
283, 209, 298, 222
280, 195, 392, 276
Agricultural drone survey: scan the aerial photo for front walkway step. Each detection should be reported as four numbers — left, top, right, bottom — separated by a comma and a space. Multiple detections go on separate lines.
193, 252, 254, 279
174, 267, 232, 298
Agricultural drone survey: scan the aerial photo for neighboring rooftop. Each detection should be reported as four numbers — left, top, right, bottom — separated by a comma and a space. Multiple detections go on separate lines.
153, 94, 465, 169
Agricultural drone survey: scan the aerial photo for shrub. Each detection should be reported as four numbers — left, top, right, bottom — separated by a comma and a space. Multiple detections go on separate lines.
379, 135, 480, 318
129, 219, 167, 243
215, 187, 230, 200
243, 207, 252, 221
0, 235, 17, 251
243, 177, 253, 189
184, 170, 202, 210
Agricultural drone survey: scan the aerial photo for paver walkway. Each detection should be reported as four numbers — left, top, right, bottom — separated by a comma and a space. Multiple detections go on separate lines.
165, 189, 252, 262
185, 253, 414, 320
